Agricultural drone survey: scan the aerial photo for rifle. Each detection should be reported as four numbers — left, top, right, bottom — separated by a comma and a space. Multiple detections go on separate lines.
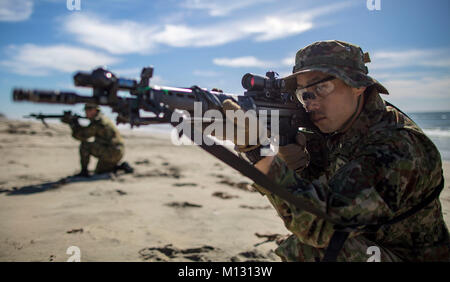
12, 66, 338, 226
24, 111, 86, 128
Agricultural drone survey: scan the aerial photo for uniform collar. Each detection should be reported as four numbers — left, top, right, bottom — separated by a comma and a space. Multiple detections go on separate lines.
327, 87, 386, 146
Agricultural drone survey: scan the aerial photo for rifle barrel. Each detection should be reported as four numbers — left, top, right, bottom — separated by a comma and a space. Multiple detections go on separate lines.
13, 89, 96, 105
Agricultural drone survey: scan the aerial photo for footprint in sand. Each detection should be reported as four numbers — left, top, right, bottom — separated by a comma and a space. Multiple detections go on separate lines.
172, 183, 198, 187
212, 191, 239, 200
134, 159, 151, 166
239, 205, 272, 210
165, 201, 202, 208
89, 189, 127, 197
138, 244, 219, 262
66, 228, 83, 234
211, 174, 256, 192
230, 249, 278, 262
134, 166, 183, 179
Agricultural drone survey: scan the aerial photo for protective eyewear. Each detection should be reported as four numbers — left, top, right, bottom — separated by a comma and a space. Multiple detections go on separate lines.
295, 76, 336, 106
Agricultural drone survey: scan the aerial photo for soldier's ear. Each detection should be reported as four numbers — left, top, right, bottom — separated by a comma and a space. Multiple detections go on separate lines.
353, 86, 366, 97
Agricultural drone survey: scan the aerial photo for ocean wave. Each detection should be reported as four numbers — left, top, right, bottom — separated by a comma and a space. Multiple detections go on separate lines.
423, 128, 450, 138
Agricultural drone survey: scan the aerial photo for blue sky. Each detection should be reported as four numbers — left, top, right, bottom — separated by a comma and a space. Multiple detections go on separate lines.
0, 0, 449, 119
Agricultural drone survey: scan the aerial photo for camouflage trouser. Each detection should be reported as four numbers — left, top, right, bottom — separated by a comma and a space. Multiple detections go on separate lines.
275, 234, 403, 262
79, 141, 124, 174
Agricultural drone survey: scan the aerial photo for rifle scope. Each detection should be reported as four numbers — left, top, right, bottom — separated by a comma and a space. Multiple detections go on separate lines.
241, 71, 285, 91
74, 67, 138, 90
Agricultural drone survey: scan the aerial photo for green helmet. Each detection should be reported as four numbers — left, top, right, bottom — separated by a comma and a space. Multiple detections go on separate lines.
283, 40, 388, 94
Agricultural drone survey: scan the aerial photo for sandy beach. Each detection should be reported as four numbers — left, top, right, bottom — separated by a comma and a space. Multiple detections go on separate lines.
0, 117, 449, 262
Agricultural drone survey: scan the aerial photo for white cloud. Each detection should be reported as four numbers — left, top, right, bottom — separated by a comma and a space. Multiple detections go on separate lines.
181, 0, 273, 17
0, 0, 33, 22
64, 14, 160, 54
238, 2, 355, 42
1, 44, 119, 76
63, 2, 353, 54
382, 76, 450, 112
369, 49, 450, 70
370, 71, 439, 81
148, 75, 165, 86
365, 48, 450, 111
240, 16, 313, 42
379, 75, 450, 101
282, 56, 295, 67
213, 54, 297, 70
152, 24, 245, 47
213, 56, 272, 68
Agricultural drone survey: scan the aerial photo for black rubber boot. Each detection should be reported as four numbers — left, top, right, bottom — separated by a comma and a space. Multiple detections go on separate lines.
74, 169, 90, 178
120, 162, 134, 174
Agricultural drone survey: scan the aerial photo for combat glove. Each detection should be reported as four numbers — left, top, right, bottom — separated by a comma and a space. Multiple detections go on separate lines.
277, 132, 310, 173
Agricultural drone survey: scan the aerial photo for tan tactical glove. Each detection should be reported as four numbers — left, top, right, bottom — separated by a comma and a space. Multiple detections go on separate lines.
277, 133, 310, 173
220, 99, 263, 152
204, 94, 268, 163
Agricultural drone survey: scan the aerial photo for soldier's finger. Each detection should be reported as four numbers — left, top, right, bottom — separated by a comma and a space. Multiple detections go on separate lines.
296, 133, 307, 148
222, 99, 241, 111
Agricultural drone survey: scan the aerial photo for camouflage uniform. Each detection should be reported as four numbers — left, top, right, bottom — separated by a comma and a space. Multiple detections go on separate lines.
70, 111, 124, 174
254, 40, 450, 262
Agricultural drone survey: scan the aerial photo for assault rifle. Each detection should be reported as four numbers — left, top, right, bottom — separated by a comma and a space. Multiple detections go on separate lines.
24, 111, 86, 127
12, 66, 336, 225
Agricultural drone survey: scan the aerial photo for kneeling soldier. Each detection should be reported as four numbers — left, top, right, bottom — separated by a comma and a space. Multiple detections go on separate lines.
62, 103, 133, 177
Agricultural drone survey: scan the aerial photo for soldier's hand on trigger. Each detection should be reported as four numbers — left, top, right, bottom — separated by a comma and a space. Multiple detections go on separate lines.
277, 132, 310, 174
60, 112, 75, 124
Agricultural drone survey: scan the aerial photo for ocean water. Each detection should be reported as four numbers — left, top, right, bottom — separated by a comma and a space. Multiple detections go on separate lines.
408, 112, 450, 162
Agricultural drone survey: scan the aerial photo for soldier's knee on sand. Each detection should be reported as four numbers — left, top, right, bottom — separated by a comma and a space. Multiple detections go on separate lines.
80, 142, 123, 159
96, 144, 124, 172
95, 160, 118, 174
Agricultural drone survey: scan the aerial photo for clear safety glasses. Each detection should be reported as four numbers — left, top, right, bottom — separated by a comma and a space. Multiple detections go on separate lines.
295, 76, 336, 106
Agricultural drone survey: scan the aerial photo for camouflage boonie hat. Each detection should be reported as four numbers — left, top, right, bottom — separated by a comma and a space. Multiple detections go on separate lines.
283, 40, 389, 94
84, 103, 100, 110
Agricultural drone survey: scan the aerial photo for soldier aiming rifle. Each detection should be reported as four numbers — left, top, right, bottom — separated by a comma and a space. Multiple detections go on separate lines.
61, 103, 134, 177
24, 110, 86, 128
